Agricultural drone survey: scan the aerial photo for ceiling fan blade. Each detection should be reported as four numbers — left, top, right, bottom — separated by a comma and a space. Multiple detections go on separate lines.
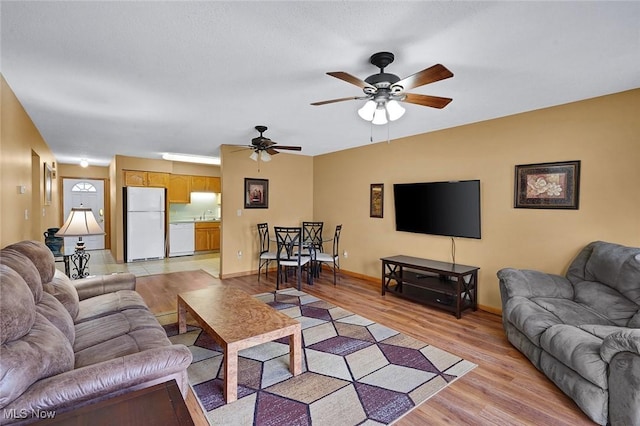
266, 148, 279, 155
402, 93, 453, 109
393, 64, 453, 91
271, 145, 302, 151
311, 96, 361, 106
327, 72, 376, 90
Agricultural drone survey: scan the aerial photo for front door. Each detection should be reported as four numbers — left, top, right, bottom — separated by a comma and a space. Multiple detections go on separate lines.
62, 178, 106, 252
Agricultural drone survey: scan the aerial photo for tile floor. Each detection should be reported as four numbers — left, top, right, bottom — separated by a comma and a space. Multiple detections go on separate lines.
55, 250, 220, 278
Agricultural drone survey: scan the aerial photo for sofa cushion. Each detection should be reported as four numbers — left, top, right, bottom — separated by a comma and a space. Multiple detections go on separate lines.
0, 248, 43, 303
73, 308, 165, 353
532, 297, 616, 327
75, 290, 149, 324
573, 280, 639, 326
43, 270, 80, 319
0, 265, 36, 344
4, 240, 56, 285
503, 296, 564, 345
0, 313, 74, 409
540, 324, 608, 390
75, 328, 174, 368
37, 293, 75, 344
582, 242, 640, 304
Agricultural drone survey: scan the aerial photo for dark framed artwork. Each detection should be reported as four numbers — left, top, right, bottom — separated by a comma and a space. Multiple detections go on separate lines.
44, 162, 53, 206
514, 160, 580, 209
370, 183, 384, 218
245, 178, 268, 209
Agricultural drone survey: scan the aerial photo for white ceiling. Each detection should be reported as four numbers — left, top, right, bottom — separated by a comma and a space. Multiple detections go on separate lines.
2, 1, 639, 167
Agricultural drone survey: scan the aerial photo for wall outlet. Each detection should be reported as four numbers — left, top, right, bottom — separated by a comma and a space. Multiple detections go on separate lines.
237, 250, 243, 259
343, 250, 348, 258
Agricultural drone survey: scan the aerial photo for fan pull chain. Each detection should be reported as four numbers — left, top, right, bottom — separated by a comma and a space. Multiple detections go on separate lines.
369, 121, 373, 143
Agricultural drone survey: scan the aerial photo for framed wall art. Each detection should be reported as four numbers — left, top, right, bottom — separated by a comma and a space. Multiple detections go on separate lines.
244, 178, 268, 209
514, 160, 580, 209
44, 162, 53, 206
370, 183, 384, 218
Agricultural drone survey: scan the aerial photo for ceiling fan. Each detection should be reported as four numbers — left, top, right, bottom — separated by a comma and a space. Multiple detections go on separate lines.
237, 126, 302, 162
311, 52, 453, 124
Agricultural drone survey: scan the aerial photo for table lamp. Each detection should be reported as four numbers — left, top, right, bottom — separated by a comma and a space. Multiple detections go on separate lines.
55, 206, 105, 279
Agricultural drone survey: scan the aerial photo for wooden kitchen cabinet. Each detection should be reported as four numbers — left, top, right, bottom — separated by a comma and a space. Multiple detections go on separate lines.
124, 170, 169, 188
168, 175, 191, 203
190, 176, 220, 193
195, 222, 220, 251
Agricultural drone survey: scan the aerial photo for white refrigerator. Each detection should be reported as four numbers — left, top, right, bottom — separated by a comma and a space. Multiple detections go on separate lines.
125, 187, 166, 262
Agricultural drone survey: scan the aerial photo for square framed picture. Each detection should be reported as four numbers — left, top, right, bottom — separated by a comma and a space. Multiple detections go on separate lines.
514, 160, 580, 209
370, 183, 384, 218
245, 178, 268, 209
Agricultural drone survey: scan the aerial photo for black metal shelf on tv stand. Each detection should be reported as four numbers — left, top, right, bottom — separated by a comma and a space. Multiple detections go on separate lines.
380, 255, 479, 319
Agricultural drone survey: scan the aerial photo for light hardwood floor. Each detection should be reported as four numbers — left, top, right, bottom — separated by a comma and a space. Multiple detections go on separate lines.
97, 252, 594, 425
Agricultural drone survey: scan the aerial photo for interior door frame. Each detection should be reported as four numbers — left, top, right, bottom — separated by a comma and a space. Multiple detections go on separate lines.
59, 176, 111, 250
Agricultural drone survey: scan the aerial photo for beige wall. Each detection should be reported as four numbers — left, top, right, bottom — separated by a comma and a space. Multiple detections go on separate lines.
1, 76, 60, 246
219, 145, 314, 277
313, 89, 640, 312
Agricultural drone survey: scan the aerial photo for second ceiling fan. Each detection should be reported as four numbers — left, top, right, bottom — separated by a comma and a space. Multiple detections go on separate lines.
311, 52, 454, 124
236, 126, 301, 163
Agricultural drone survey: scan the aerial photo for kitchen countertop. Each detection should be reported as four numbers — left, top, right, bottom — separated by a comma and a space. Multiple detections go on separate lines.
170, 219, 221, 224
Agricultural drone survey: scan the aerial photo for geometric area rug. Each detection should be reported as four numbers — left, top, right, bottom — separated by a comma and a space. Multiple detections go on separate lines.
163, 288, 476, 425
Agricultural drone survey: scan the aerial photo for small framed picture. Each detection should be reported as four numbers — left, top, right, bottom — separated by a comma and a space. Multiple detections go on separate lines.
245, 178, 268, 209
44, 162, 53, 205
514, 160, 580, 209
370, 183, 384, 218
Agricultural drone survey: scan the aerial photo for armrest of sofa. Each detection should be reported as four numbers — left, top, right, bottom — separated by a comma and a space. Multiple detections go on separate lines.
601, 329, 640, 426
2, 344, 192, 419
73, 273, 136, 300
600, 329, 640, 362
497, 268, 574, 301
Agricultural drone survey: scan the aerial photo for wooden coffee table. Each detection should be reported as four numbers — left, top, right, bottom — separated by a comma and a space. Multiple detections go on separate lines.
177, 286, 302, 403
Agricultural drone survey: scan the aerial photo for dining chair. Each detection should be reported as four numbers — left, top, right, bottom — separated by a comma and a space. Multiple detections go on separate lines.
302, 221, 324, 253
274, 226, 314, 290
257, 223, 277, 282
315, 224, 342, 285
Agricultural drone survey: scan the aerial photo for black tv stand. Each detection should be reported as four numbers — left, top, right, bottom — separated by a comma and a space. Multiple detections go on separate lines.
381, 255, 479, 318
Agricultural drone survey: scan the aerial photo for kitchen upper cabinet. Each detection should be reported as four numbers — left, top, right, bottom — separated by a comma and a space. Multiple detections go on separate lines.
124, 170, 169, 188
195, 222, 220, 251
168, 174, 191, 203
190, 176, 220, 193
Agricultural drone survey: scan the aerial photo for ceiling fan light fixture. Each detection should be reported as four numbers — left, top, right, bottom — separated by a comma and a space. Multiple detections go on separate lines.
372, 106, 388, 125
260, 151, 272, 162
386, 100, 405, 121
357, 100, 376, 121
249, 151, 259, 161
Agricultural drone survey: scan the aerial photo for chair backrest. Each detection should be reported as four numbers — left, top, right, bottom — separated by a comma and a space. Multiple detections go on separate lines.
302, 221, 323, 246
332, 225, 342, 256
274, 226, 303, 261
257, 223, 270, 254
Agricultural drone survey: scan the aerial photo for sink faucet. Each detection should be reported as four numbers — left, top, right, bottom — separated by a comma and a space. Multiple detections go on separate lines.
201, 209, 213, 220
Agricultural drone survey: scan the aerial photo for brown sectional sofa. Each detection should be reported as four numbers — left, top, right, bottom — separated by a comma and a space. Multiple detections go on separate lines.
0, 241, 193, 424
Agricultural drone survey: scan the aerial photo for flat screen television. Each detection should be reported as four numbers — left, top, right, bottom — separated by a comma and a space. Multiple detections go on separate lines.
393, 180, 481, 239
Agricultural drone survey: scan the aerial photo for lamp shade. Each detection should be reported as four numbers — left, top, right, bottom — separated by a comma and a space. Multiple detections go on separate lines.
249, 151, 259, 161
386, 100, 406, 121
260, 151, 272, 162
372, 106, 388, 125
357, 100, 377, 121
55, 207, 104, 237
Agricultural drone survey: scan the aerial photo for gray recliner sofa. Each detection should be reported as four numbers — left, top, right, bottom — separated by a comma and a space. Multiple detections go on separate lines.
498, 241, 640, 425
0, 240, 193, 424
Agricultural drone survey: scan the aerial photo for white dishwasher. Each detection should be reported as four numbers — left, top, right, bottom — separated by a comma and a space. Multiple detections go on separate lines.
169, 223, 195, 257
